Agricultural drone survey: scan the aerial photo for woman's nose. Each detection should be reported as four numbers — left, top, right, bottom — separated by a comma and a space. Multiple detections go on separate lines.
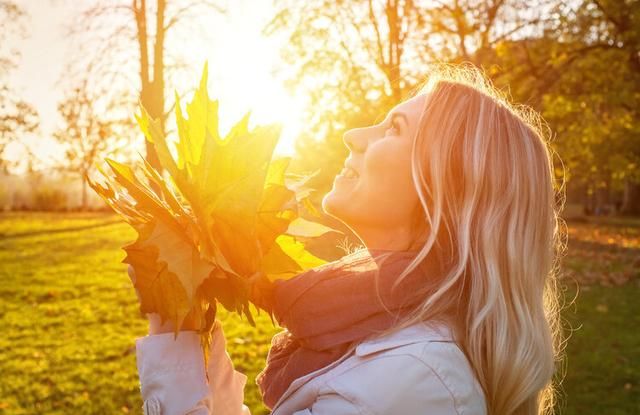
342, 127, 368, 153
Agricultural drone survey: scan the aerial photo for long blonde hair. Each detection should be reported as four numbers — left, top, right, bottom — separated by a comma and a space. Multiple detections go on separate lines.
368, 64, 567, 415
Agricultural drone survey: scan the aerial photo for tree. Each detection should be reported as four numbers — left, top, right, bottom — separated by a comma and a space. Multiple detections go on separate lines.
486, 0, 640, 213
0, 1, 39, 172
66, 0, 225, 172
265, 0, 553, 204
265, 1, 432, 203
0, 88, 38, 172
581, 0, 640, 214
54, 83, 133, 209
266, 0, 640, 216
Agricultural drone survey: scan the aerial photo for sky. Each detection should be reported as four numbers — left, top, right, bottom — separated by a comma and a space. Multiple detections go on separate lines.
6, 0, 303, 171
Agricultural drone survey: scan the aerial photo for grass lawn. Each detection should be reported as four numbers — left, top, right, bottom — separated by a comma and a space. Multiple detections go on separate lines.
0, 212, 638, 414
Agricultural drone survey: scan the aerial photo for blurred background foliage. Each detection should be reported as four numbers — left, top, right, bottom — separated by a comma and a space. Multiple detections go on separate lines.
265, 0, 640, 218
0, 0, 638, 216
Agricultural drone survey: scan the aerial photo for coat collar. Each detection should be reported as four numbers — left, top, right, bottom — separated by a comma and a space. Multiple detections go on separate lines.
355, 321, 454, 356
270, 321, 455, 414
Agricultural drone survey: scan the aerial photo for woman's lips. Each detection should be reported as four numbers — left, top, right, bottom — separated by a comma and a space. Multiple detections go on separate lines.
336, 174, 356, 182
337, 166, 359, 179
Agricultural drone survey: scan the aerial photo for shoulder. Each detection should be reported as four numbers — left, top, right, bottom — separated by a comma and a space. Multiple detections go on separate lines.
319, 322, 487, 415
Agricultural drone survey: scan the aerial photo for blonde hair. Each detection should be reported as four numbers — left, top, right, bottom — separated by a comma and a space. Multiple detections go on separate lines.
368, 64, 567, 415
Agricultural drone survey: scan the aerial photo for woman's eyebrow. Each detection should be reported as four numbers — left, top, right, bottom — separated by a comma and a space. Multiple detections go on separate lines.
376, 110, 408, 126
390, 111, 408, 125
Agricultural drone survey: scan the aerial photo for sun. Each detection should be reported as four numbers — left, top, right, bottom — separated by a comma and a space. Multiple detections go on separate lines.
176, 4, 305, 158
208, 71, 304, 158
245, 88, 305, 157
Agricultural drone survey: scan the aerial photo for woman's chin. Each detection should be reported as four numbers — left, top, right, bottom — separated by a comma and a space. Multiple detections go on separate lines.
321, 188, 344, 218
322, 175, 359, 218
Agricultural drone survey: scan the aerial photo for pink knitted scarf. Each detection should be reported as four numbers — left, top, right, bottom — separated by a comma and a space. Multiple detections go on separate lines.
255, 247, 443, 409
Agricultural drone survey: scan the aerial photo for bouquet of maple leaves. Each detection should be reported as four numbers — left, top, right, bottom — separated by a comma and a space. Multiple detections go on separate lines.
87, 64, 338, 374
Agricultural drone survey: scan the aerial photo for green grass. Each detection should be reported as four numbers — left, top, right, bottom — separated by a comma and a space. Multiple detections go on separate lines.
0, 213, 280, 415
0, 213, 638, 414
557, 283, 640, 415
555, 217, 640, 414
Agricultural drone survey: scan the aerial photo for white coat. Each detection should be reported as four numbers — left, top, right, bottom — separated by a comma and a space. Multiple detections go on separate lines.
135, 320, 487, 415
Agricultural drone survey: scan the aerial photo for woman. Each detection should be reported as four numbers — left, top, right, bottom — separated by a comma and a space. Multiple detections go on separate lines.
133, 65, 565, 415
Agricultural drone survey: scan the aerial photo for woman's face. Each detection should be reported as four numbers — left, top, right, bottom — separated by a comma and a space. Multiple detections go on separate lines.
322, 93, 427, 250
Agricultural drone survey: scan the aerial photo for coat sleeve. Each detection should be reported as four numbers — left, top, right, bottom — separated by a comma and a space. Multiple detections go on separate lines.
135, 320, 251, 415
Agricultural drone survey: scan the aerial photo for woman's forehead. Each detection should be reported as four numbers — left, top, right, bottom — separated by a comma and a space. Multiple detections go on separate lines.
389, 93, 427, 121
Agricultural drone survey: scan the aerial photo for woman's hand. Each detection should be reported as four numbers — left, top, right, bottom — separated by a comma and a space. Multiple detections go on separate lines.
127, 265, 200, 335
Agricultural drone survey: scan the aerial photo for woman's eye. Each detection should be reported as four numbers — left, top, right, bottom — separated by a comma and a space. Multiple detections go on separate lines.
385, 120, 400, 135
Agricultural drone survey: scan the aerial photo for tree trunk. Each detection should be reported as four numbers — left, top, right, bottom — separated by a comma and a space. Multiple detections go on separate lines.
82, 175, 88, 211
133, 0, 163, 172
385, 0, 402, 103
621, 180, 640, 215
